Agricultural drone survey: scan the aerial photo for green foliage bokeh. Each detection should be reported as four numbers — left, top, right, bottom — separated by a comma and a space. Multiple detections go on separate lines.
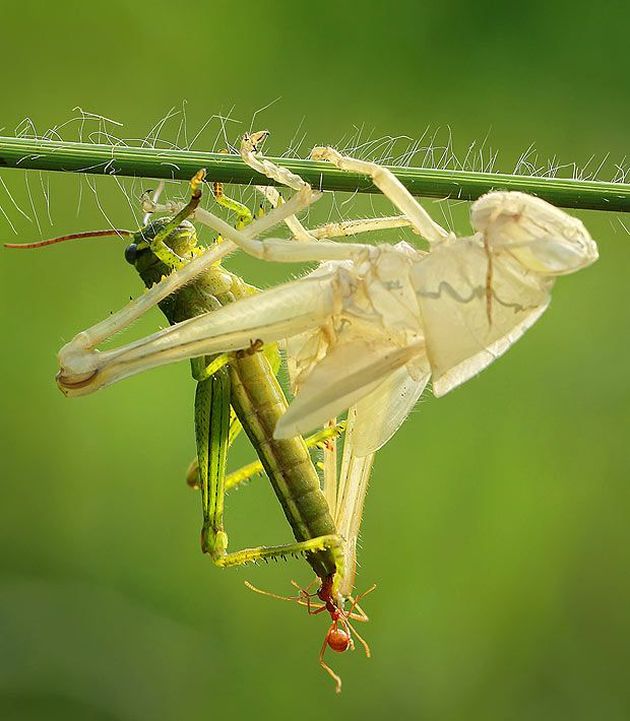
1, 2, 629, 720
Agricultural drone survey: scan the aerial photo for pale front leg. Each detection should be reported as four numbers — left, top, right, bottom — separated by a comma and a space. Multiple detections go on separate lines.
188, 186, 378, 263
57, 263, 347, 396
242, 130, 317, 241
309, 215, 416, 239
243, 131, 419, 246
210, 230, 374, 263
256, 184, 314, 241
189, 201, 376, 263
57, 187, 318, 389
310, 146, 449, 245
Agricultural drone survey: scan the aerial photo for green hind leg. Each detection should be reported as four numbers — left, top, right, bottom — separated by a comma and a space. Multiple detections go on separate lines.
148, 178, 344, 573
186, 422, 345, 492
192, 363, 344, 570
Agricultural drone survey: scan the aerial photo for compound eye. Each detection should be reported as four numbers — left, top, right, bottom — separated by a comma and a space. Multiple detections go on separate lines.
124, 243, 138, 265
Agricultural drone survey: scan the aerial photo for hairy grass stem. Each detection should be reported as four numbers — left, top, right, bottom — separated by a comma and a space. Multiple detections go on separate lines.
1, 136, 629, 212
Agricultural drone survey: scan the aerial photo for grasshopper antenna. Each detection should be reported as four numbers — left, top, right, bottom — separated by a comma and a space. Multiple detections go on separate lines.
5, 229, 134, 250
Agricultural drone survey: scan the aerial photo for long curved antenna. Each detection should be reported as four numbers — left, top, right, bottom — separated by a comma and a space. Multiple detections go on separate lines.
5, 228, 134, 249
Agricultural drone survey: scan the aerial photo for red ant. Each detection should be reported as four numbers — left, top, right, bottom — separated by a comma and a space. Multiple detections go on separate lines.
246, 574, 375, 693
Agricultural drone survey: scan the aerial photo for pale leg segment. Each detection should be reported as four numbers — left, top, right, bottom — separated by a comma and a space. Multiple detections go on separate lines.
57, 185, 320, 388
243, 132, 418, 243
255, 184, 315, 241
190, 205, 376, 263
256, 183, 416, 241
309, 215, 416, 239
310, 146, 449, 245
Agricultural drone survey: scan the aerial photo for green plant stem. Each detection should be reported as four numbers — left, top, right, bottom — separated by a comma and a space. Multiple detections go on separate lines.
1, 136, 629, 212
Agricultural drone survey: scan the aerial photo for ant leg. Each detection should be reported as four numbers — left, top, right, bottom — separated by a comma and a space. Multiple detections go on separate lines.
345, 583, 377, 622
345, 620, 371, 658
244, 580, 327, 614
291, 577, 320, 594
244, 582, 302, 603
320, 632, 344, 694
298, 588, 328, 616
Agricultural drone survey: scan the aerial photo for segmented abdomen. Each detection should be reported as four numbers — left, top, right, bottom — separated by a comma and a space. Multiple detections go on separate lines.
228, 348, 337, 579
166, 266, 338, 580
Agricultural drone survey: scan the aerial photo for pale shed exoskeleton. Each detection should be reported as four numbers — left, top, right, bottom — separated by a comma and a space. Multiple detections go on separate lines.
53, 135, 599, 459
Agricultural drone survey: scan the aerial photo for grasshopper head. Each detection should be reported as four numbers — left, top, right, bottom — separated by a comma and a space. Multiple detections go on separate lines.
471, 191, 599, 275
124, 217, 198, 266
124, 217, 199, 285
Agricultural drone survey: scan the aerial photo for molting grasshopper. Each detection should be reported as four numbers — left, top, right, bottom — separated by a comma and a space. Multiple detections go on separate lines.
7, 132, 599, 690
6, 166, 378, 692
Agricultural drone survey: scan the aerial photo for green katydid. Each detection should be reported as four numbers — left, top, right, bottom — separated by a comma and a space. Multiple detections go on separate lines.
5, 168, 379, 692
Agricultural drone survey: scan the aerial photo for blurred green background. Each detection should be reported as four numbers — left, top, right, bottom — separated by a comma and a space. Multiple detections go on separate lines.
1, 1, 629, 719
